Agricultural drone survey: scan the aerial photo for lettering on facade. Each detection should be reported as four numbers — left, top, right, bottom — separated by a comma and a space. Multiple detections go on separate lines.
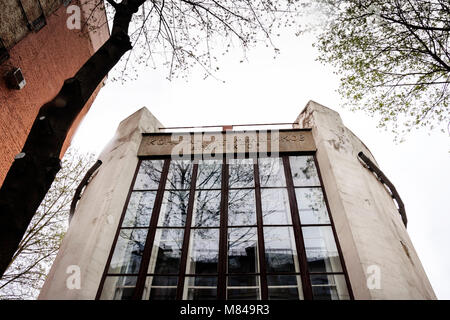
138, 129, 315, 157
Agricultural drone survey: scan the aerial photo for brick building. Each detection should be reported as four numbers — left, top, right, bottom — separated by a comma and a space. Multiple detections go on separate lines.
0, 0, 109, 184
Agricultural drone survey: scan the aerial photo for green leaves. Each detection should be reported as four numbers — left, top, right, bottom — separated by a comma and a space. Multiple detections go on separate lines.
313, 0, 450, 139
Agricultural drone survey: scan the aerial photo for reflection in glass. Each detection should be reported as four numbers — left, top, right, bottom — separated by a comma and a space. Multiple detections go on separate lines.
192, 190, 221, 227
267, 275, 303, 300
228, 275, 259, 287
267, 275, 299, 286
186, 229, 220, 274
264, 227, 299, 273
148, 288, 177, 300
311, 274, 349, 300
268, 287, 301, 300
289, 156, 320, 186
258, 157, 286, 187
228, 158, 255, 188
148, 228, 184, 274
295, 188, 330, 224
228, 228, 259, 273
166, 160, 193, 190
134, 160, 164, 190
122, 191, 156, 227
227, 288, 260, 300
105, 156, 350, 300
228, 189, 256, 226
143, 276, 178, 300
185, 276, 218, 300
188, 276, 217, 286
158, 190, 189, 227
108, 229, 148, 274
302, 226, 342, 273
100, 276, 137, 300
196, 159, 222, 189
261, 188, 292, 225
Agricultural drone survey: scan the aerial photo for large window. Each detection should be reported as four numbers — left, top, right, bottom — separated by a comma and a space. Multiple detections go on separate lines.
97, 155, 352, 300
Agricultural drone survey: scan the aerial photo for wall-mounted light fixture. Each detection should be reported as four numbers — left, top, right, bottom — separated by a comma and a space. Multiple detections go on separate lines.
6, 67, 26, 90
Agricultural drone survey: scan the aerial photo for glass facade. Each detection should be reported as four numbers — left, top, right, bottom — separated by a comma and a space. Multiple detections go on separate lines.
99, 155, 351, 300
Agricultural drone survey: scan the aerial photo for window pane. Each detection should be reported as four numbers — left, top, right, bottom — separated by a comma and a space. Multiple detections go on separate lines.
192, 190, 221, 227
142, 276, 178, 300
187, 276, 217, 286
267, 275, 300, 286
311, 274, 350, 300
295, 188, 330, 224
186, 229, 220, 274
196, 159, 222, 189
268, 287, 302, 300
166, 160, 193, 190
228, 275, 259, 287
185, 276, 217, 300
228, 189, 256, 226
158, 190, 189, 227
228, 227, 259, 273
258, 157, 286, 187
100, 276, 137, 300
134, 160, 164, 190
267, 275, 303, 300
148, 229, 184, 274
108, 229, 147, 274
227, 288, 260, 300
302, 226, 343, 273
148, 288, 177, 300
289, 156, 320, 186
150, 275, 179, 286
122, 191, 156, 227
261, 188, 292, 225
264, 227, 299, 273
228, 158, 255, 188
187, 288, 217, 300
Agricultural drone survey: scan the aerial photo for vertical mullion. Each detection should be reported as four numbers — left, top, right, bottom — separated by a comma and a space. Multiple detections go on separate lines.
217, 157, 228, 300
132, 159, 171, 300
282, 156, 313, 300
312, 155, 354, 299
254, 161, 268, 300
176, 164, 198, 300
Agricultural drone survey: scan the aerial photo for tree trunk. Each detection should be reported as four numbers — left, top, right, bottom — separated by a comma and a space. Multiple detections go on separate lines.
0, 0, 144, 277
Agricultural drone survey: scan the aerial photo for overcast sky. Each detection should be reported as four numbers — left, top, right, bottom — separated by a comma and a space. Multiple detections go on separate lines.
71, 29, 450, 299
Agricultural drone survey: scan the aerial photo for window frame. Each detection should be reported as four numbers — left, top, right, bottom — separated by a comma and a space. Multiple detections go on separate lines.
96, 152, 354, 300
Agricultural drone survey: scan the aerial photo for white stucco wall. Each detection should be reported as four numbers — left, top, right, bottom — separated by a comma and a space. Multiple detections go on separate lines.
296, 101, 436, 300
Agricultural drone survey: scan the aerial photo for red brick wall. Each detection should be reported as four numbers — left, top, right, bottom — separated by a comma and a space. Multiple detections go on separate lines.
0, 4, 108, 185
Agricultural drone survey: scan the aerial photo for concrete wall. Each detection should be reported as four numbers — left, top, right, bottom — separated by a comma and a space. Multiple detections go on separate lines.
39, 108, 163, 299
0, 1, 109, 185
296, 100, 436, 299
